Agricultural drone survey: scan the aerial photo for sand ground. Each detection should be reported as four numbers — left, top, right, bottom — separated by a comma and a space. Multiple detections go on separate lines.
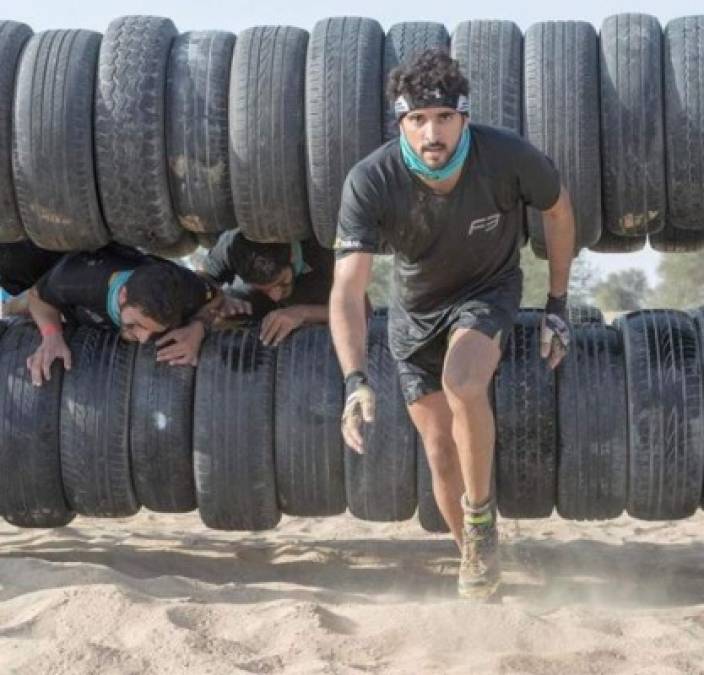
1, 509, 704, 674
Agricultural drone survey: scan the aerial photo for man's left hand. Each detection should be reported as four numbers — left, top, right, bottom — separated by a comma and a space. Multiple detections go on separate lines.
540, 293, 570, 370
155, 321, 206, 366
260, 307, 305, 346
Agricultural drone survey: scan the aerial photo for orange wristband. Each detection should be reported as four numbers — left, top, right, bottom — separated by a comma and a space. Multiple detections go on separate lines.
40, 324, 62, 338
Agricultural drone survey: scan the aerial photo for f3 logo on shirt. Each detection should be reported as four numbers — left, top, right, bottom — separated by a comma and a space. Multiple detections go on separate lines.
467, 213, 501, 237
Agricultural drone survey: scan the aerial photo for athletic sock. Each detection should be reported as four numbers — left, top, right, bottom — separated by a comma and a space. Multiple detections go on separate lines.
461, 494, 493, 526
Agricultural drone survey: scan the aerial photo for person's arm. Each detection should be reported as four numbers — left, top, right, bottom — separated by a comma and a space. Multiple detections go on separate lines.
331, 162, 384, 451
515, 137, 575, 370
540, 185, 576, 369
331, 253, 375, 454
2, 290, 30, 317
26, 286, 72, 386
542, 185, 575, 298
296, 304, 328, 323
330, 253, 372, 376
196, 240, 254, 321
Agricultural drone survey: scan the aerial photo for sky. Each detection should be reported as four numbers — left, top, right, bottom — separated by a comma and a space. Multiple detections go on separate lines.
7, 0, 702, 287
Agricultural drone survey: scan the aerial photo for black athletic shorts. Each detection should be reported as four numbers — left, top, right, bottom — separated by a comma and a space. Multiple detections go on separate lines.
396, 275, 522, 406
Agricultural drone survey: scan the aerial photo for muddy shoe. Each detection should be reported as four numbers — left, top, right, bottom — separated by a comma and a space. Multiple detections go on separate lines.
458, 498, 500, 600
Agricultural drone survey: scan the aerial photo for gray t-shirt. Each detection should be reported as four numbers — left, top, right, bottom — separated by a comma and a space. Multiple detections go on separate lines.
335, 123, 561, 358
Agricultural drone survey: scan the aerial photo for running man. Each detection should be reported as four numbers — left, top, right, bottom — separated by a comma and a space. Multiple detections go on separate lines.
330, 49, 575, 599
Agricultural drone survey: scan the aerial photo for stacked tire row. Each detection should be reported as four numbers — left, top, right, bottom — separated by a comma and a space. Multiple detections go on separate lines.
1, 305, 703, 531
1, 14, 704, 260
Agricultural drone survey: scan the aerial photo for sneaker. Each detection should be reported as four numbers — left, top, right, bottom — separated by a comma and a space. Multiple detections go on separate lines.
458, 502, 500, 600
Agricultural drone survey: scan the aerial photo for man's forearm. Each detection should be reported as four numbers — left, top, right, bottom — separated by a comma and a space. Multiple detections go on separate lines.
27, 288, 63, 333
330, 289, 367, 376
295, 304, 328, 324
543, 189, 576, 296
192, 288, 224, 327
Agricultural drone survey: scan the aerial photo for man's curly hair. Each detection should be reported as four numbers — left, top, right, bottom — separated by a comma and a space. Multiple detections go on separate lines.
229, 232, 291, 285
385, 48, 469, 107
124, 262, 190, 328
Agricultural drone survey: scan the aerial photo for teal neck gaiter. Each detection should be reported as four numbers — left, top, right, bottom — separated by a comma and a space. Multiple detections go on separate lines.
106, 270, 134, 327
400, 127, 471, 182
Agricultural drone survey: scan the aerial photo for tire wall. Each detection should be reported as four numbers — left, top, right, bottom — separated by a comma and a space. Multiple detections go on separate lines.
0, 22, 32, 243
524, 21, 602, 253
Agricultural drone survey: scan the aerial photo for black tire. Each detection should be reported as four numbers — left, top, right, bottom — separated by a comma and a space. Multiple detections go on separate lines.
193, 327, 280, 530
130, 344, 196, 513
275, 325, 345, 516
616, 310, 704, 519
557, 324, 627, 520
516, 307, 545, 326
567, 304, 604, 325
650, 222, 704, 252
664, 17, 704, 231
590, 227, 646, 253
495, 310, 557, 518
691, 309, 704, 490
600, 14, 666, 237
524, 21, 602, 253
306, 17, 384, 249
345, 315, 417, 521
60, 326, 139, 517
166, 30, 236, 235
13, 30, 108, 252
229, 26, 310, 243
95, 16, 182, 250
0, 320, 74, 527
0, 240, 62, 296
0, 21, 32, 243
382, 22, 450, 141
451, 20, 522, 132
417, 437, 449, 533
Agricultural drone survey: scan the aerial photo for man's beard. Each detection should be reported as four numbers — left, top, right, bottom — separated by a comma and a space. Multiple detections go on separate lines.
421, 142, 448, 166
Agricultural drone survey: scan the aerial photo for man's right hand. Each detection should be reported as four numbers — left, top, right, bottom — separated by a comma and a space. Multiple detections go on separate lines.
342, 371, 375, 454
26, 332, 72, 386
214, 296, 253, 324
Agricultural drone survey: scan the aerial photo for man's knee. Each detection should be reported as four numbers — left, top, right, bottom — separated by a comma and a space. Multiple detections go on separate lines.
422, 435, 457, 478
441, 368, 492, 404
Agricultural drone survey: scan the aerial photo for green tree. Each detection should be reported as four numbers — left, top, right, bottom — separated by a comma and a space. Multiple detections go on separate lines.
592, 268, 649, 311
650, 252, 704, 310
568, 254, 597, 305
521, 248, 596, 306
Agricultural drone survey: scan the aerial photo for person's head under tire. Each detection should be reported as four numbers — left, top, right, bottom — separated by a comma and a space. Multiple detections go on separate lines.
387, 48, 470, 177
227, 233, 295, 302
119, 263, 192, 343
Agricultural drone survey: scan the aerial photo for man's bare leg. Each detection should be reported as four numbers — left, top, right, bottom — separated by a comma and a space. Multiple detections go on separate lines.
441, 328, 503, 598
407, 391, 464, 548
441, 329, 502, 506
